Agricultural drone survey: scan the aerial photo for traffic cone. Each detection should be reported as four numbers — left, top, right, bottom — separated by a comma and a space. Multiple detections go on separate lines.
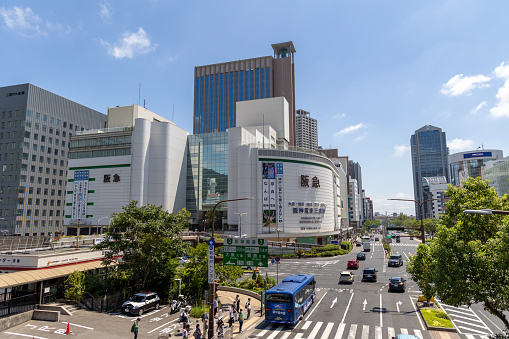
65, 323, 71, 334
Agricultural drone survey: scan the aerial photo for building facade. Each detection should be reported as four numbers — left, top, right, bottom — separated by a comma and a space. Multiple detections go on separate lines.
296, 109, 318, 150
410, 125, 449, 219
64, 106, 188, 235
193, 42, 297, 145
0, 84, 106, 235
483, 157, 509, 197
421, 176, 448, 219
449, 149, 503, 186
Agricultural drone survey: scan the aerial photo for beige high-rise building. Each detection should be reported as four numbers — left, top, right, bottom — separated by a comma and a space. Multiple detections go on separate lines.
193, 41, 297, 145
296, 109, 318, 150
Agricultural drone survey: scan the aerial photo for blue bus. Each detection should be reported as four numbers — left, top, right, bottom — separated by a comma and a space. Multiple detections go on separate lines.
265, 274, 316, 324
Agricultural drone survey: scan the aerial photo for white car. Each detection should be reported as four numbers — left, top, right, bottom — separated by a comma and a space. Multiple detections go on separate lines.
339, 271, 354, 284
179, 256, 190, 264
122, 291, 160, 316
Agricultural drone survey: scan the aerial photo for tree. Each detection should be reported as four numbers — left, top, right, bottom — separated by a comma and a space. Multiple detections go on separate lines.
423, 218, 439, 236
407, 177, 509, 329
65, 271, 86, 303
205, 208, 222, 231
94, 201, 190, 297
406, 244, 435, 302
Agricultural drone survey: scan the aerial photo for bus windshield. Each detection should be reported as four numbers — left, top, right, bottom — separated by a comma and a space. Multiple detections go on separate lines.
266, 293, 292, 303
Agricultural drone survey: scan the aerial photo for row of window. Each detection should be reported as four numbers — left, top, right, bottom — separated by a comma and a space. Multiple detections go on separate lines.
70, 135, 131, 148
0, 174, 64, 186
0, 208, 62, 217
26, 110, 85, 132
69, 147, 131, 159
0, 130, 25, 140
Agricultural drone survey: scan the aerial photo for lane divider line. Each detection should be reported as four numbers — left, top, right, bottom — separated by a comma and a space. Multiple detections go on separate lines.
305, 291, 327, 321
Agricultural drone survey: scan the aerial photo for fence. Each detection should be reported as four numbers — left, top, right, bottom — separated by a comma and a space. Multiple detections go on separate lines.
0, 293, 38, 318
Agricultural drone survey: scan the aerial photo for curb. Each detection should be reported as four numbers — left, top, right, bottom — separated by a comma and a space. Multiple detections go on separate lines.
236, 316, 266, 339
416, 304, 457, 333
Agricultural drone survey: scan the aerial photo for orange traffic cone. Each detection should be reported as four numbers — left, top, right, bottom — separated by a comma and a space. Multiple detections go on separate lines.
65, 323, 71, 334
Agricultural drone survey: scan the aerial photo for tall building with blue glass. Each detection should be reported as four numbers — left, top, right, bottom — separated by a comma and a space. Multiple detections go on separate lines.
193, 42, 297, 145
410, 125, 449, 220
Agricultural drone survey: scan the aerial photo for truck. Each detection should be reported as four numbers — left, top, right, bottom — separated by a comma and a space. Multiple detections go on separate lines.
363, 241, 370, 252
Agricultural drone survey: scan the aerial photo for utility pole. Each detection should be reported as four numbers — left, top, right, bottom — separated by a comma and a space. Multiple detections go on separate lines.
234, 212, 247, 237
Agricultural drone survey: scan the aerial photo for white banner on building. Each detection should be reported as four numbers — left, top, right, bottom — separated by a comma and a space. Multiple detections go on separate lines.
72, 170, 90, 221
277, 163, 284, 228
269, 179, 276, 209
262, 179, 270, 209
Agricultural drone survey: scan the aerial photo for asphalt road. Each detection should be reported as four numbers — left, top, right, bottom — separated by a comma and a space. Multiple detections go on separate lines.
250, 235, 504, 339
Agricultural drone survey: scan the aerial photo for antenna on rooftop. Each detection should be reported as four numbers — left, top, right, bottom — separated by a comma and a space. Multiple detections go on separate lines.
144, 99, 146, 108
138, 83, 141, 105
172, 103, 175, 122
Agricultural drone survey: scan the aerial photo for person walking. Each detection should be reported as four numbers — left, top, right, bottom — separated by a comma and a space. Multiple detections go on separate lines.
182, 324, 189, 339
214, 298, 218, 316
238, 309, 244, 333
228, 305, 234, 327
235, 295, 240, 312
201, 312, 209, 332
245, 298, 251, 319
193, 324, 202, 339
131, 318, 140, 339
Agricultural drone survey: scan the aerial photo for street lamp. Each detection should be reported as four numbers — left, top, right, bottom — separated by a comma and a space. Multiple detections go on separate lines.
234, 212, 247, 237
90, 216, 109, 235
208, 197, 253, 339
174, 278, 181, 296
463, 209, 509, 215
388, 198, 443, 244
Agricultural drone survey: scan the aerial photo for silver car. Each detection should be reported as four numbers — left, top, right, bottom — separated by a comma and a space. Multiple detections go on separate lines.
339, 271, 354, 284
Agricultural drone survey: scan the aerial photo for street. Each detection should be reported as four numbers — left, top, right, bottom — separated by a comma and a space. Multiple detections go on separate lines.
250, 236, 503, 339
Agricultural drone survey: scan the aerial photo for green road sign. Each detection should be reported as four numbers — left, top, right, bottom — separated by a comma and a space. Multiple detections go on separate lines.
223, 238, 269, 267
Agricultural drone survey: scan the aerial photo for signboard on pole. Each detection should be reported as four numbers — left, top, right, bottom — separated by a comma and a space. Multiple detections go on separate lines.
223, 238, 269, 267
207, 239, 215, 283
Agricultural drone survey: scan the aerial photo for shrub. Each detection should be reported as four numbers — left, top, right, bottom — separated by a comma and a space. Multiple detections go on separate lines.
341, 241, 352, 253
316, 244, 340, 252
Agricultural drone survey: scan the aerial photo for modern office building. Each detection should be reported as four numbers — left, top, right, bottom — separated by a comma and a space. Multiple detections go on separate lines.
296, 109, 318, 150
193, 42, 297, 145
421, 176, 448, 219
64, 105, 188, 235
449, 149, 503, 186
483, 157, 509, 197
410, 125, 449, 219
0, 84, 106, 235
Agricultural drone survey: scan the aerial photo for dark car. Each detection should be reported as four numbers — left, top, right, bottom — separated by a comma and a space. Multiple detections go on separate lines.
347, 259, 359, 269
122, 291, 160, 316
389, 277, 406, 292
357, 252, 366, 260
356, 241, 362, 247
388, 254, 403, 267
362, 268, 377, 282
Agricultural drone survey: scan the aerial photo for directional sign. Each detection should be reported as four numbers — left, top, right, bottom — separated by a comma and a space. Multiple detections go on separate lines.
223, 238, 269, 267
330, 297, 337, 308
207, 239, 215, 283
396, 301, 402, 313
363, 299, 367, 311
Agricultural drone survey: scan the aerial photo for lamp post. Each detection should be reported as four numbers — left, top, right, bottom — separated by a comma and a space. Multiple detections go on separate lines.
388, 198, 444, 244
463, 209, 509, 215
174, 278, 181, 296
90, 217, 108, 235
208, 197, 253, 339
234, 212, 247, 237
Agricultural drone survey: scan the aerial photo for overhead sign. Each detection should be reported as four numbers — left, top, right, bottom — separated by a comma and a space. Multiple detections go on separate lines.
223, 238, 268, 267
463, 151, 492, 159
208, 239, 215, 283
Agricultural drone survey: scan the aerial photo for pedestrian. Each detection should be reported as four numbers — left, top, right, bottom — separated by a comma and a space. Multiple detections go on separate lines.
214, 298, 218, 316
131, 318, 140, 339
245, 298, 251, 319
238, 309, 244, 333
193, 324, 202, 339
183, 324, 189, 339
228, 305, 234, 327
184, 310, 190, 325
236, 297, 240, 313
201, 312, 209, 332
235, 295, 240, 312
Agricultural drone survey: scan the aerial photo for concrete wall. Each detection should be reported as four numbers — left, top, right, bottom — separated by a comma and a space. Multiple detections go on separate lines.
0, 310, 34, 332
217, 286, 260, 301
33, 309, 59, 321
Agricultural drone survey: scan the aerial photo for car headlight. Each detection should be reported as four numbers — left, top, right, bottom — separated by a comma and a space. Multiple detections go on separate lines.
132, 305, 139, 309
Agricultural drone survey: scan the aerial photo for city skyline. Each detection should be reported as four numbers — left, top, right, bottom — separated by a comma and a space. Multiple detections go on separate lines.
2, 1, 509, 215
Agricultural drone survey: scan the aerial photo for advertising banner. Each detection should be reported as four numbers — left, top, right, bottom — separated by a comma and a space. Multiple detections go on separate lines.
277, 163, 284, 229
72, 170, 89, 221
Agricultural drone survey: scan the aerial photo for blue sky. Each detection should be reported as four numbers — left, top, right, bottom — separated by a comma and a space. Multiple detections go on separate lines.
2, 1, 509, 216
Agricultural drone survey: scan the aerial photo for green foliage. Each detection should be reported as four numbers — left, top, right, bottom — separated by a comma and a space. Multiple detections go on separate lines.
93, 201, 189, 299
316, 244, 340, 252
65, 271, 86, 303
407, 245, 435, 302
228, 270, 276, 295
190, 302, 208, 318
420, 309, 454, 328
407, 177, 509, 330
205, 209, 222, 230
340, 241, 352, 252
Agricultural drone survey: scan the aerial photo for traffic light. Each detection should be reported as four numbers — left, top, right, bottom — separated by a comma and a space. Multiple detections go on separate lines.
387, 226, 405, 231
387, 235, 391, 239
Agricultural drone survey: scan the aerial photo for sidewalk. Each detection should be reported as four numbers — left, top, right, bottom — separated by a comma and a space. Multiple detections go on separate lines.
216, 289, 264, 338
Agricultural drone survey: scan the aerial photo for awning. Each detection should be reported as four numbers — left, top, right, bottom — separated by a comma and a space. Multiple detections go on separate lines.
0, 260, 112, 289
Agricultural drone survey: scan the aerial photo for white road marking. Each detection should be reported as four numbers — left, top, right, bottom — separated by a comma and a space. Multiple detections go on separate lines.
302, 321, 312, 330
4, 333, 48, 339
466, 335, 476, 339
444, 312, 481, 322
60, 321, 94, 330
441, 307, 477, 317
321, 322, 334, 339
347, 324, 357, 339
307, 321, 323, 339
334, 323, 346, 339
401, 328, 408, 334
361, 324, 369, 339
340, 292, 354, 324
414, 329, 423, 339
147, 318, 179, 334
457, 325, 491, 335
256, 322, 274, 336
477, 309, 504, 332
454, 319, 493, 329
409, 295, 425, 330
375, 326, 382, 339
387, 327, 395, 339
280, 332, 291, 339
266, 324, 285, 339
305, 291, 327, 321
379, 294, 383, 328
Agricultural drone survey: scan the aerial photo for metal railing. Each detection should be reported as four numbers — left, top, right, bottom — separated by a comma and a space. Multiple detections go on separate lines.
0, 293, 38, 318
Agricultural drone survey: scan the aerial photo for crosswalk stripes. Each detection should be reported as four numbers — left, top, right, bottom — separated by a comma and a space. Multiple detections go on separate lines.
253, 321, 426, 339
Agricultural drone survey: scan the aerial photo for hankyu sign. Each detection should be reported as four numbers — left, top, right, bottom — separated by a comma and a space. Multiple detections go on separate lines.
103, 174, 121, 183
300, 175, 320, 188
223, 238, 268, 267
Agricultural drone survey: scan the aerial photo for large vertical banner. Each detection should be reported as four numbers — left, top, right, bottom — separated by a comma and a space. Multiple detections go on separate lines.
72, 170, 89, 220
277, 163, 284, 230
262, 163, 276, 232
333, 175, 338, 230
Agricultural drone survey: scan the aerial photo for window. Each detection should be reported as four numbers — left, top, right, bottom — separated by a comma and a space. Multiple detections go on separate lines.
36, 112, 40, 120
35, 199, 40, 205
63, 121, 67, 128
49, 127, 53, 134
63, 131, 66, 137
51, 189, 55, 196
50, 117, 54, 124
43, 199, 47, 206
56, 200, 61, 206
34, 133, 38, 140
36, 188, 41, 194
56, 129, 60, 136
69, 123, 73, 130
29, 187, 33, 194
35, 210, 39, 216
51, 179, 56, 185
48, 137, 52, 144
44, 178, 49, 185
44, 188, 48, 195
42, 125, 46, 132
37, 177, 42, 184
41, 135, 45, 142
31, 165, 35, 172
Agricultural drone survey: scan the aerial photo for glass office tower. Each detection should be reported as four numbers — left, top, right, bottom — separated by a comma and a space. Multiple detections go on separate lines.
193, 42, 297, 145
410, 125, 449, 220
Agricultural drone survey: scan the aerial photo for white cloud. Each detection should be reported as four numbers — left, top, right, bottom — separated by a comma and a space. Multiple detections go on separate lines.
490, 62, 509, 118
332, 113, 347, 119
99, 2, 112, 22
335, 123, 365, 136
101, 27, 156, 59
393, 144, 410, 157
354, 134, 366, 142
447, 138, 475, 151
0, 6, 45, 36
440, 74, 491, 96
469, 101, 487, 116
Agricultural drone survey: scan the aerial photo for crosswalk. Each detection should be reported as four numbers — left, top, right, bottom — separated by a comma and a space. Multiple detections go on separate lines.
252, 321, 426, 339
437, 301, 492, 338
